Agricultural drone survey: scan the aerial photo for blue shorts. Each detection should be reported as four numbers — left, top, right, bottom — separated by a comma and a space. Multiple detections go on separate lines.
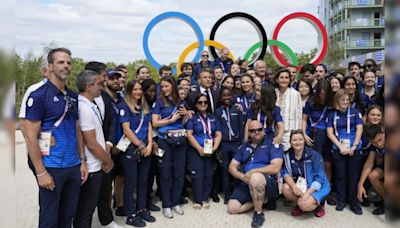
229, 174, 278, 205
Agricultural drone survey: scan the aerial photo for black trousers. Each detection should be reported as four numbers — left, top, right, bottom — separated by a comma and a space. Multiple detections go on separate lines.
97, 171, 114, 225
73, 170, 104, 228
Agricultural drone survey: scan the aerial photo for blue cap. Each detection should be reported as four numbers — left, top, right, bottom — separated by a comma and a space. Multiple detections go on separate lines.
107, 69, 122, 78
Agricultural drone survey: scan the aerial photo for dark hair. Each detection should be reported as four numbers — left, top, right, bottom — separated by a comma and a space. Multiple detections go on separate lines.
363, 123, 384, 140
374, 84, 384, 109
316, 64, 328, 73
250, 85, 276, 128
342, 76, 365, 114
198, 69, 212, 78
115, 65, 127, 71
274, 68, 291, 88
348, 61, 361, 70
159, 76, 179, 106
159, 65, 172, 75
296, 79, 312, 96
290, 129, 305, 141
310, 79, 333, 108
136, 65, 150, 76
47, 47, 71, 64
362, 69, 376, 80
214, 66, 223, 72
85, 61, 107, 74
178, 77, 190, 86
300, 64, 316, 74
366, 104, 383, 125
180, 62, 193, 71
363, 59, 377, 67
193, 94, 208, 113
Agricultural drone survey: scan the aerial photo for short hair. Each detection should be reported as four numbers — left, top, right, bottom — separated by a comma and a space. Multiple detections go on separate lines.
159, 65, 172, 75
180, 62, 193, 71
364, 59, 377, 67
198, 69, 212, 78
348, 61, 361, 70
290, 129, 305, 141
316, 63, 328, 73
253, 60, 265, 69
47, 48, 71, 64
115, 65, 127, 71
85, 61, 107, 74
136, 65, 150, 75
363, 123, 384, 140
76, 70, 98, 93
300, 63, 316, 74
214, 66, 223, 72
39, 55, 48, 73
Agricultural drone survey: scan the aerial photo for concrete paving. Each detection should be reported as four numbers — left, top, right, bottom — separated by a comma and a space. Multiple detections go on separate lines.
15, 131, 385, 228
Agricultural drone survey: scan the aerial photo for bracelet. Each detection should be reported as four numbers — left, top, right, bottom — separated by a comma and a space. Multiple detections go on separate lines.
36, 171, 48, 177
80, 155, 87, 161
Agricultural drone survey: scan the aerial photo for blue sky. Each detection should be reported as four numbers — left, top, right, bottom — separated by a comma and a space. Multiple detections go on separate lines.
14, 0, 320, 64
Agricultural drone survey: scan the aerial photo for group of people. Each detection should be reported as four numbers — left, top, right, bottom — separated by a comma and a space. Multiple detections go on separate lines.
19, 47, 385, 228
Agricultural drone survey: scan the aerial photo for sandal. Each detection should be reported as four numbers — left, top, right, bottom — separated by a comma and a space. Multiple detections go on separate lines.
202, 201, 210, 209
193, 203, 202, 210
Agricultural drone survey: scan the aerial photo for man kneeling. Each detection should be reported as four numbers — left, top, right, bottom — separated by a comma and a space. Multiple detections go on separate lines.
227, 120, 283, 228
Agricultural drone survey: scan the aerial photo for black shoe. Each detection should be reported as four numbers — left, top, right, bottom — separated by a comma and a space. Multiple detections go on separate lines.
350, 204, 363, 215
372, 206, 385, 215
180, 197, 189, 204
211, 194, 220, 203
335, 202, 345, 211
224, 198, 229, 205
147, 203, 161, 212
360, 197, 370, 207
327, 196, 336, 206
126, 215, 146, 227
263, 198, 277, 210
116, 207, 127, 216
251, 212, 265, 228
137, 209, 156, 223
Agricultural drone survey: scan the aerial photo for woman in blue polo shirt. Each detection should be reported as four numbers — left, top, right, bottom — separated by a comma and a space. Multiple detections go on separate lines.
327, 89, 364, 215
187, 94, 222, 210
152, 76, 190, 218
281, 130, 330, 217
215, 87, 244, 203
235, 73, 256, 116
302, 80, 333, 181
245, 84, 284, 145
342, 76, 366, 116
119, 80, 154, 227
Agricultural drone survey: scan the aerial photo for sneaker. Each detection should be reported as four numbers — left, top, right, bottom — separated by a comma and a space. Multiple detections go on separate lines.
372, 206, 385, 215
335, 202, 345, 211
115, 207, 126, 216
162, 208, 173, 219
172, 205, 184, 215
125, 215, 146, 227
137, 209, 156, 223
211, 194, 220, 203
291, 206, 304, 217
314, 205, 325, 217
251, 211, 265, 228
350, 204, 363, 215
147, 203, 160, 212
102, 221, 123, 228
327, 196, 336, 206
180, 197, 189, 204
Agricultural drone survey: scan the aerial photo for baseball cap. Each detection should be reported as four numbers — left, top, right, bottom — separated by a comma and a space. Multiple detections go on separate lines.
107, 69, 122, 78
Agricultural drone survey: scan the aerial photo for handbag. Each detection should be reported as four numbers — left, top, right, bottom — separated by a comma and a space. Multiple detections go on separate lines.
165, 129, 187, 145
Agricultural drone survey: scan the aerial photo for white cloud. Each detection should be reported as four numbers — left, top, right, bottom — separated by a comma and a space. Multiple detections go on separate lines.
14, 0, 320, 65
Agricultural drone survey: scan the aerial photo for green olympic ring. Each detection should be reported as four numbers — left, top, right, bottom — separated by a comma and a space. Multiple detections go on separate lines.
244, 40, 298, 67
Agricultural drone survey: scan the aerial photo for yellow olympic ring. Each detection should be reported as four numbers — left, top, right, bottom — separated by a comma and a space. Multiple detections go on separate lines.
177, 40, 235, 75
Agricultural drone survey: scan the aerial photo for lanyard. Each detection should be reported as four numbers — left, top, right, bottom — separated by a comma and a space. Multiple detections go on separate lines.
222, 107, 235, 139
295, 160, 307, 180
79, 97, 103, 125
310, 106, 327, 128
333, 108, 350, 137
53, 96, 70, 129
134, 110, 145, 134
257, 111, 267, 129
199, 113, 212, 138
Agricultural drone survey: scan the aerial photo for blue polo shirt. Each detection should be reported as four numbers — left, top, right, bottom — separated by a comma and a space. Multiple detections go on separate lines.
235, 92, 256, 116
303, 101, 330, 130
327, 107, 363, 151
118, 101, 150, 141
186, 113, 220, 147
215, 105, 244, 142
109, 94, 124, 144
247, 106, 283, 134
152, 98, 186, 139
24, 80, 80, 168
234, 137, 283, 173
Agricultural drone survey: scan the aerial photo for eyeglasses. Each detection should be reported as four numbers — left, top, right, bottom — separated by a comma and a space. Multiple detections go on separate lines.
365, 64, 373, 68
249, 128, 263, 133
202, 55, 209, 57
197, 101, 208, 105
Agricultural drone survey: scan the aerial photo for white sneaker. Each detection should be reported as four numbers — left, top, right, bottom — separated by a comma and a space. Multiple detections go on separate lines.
172, 205, 184, 215
163, 208, 174, 219
102, 221, 123, 228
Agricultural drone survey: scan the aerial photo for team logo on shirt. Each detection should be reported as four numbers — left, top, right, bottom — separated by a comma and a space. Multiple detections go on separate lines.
27, 98, 33, 107
120, 109, 125, 116
53, 96, 59, 102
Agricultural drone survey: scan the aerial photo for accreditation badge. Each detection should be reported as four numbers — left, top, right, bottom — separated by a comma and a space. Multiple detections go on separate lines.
340, 139, 351, 149
296, 177, 307, 194
116, 135, 131, 152
203, 139, 213, 155
155, 148, 165, 157
38, 131, 52, 156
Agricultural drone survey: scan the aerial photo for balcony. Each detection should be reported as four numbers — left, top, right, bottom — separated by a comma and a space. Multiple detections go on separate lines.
344, 18, 385, 28
345, 0, 383, 7
343, 39, 385, 49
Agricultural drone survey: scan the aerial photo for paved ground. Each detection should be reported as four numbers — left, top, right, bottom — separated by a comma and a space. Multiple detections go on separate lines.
15, 130, 385, 228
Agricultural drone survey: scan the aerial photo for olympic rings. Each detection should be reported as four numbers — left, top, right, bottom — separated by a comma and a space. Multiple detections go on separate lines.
177, 40, 235, 75
142, 11, 205, 74
243, 40, 299, 67
208, 12, 268, 68
142, 11, 328, 74
271, 12, 328, 69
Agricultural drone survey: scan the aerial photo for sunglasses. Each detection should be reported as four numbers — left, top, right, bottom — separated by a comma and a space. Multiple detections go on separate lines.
197, 101, 208, 105
202, 55, 209, 57
249, 128, 263, 133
